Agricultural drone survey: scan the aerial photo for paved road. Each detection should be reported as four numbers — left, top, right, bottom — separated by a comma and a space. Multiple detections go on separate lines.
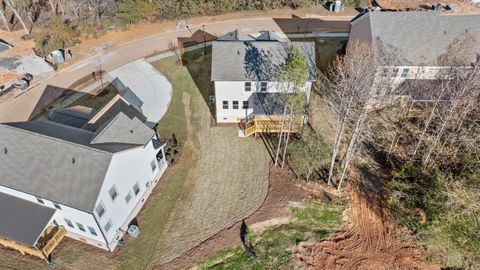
0, 16, 351, 123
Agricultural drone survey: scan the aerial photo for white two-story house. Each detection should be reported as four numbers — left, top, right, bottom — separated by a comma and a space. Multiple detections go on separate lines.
0, 95, 167, 260
348, 11, 480, 97
211, 30, 317, 124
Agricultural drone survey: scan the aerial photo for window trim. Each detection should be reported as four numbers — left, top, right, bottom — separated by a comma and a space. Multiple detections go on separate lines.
244, 82, 251, 92
125, 191, 132, 204
260, 82, 267, 92
222, 100, 228, 109
401, 68, 409, 78
88, 226, 98, 236
133, 182, 140, 196
76, 222, 86, 232
109, 185, 119, 201
242, 101, 249, 109
104, 219, 113, 232
53, 202, 62, 210
232, 100, 239, 109
150, 159, 157, 172
95, 202, 106, 218
64, 218, 74, 228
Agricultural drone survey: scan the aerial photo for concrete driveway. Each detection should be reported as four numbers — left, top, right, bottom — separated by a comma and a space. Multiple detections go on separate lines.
109, 59, 172, 126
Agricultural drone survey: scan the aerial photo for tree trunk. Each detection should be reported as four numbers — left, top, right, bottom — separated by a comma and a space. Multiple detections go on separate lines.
281, 106, 294, 168
48, 0, 56, 14
327, 95, 354, 185
274, 105, 288, 166
5, 0, 30, 35
0, 8, 11, 31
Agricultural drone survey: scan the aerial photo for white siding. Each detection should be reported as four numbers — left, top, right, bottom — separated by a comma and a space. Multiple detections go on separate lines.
93, 139, 167, 250
0, 186, 107, 250
215, 81, 312, 123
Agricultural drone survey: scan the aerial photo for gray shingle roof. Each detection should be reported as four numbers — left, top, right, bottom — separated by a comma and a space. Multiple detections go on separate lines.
350, 11, 480, 65
50, 106, 98, 128
0, 122, 113, 212
217, 30, 255, 41
0, 192, 56, 246
0, 98, 153, 212
91, 112, 154, 145
211, 40, 316, 81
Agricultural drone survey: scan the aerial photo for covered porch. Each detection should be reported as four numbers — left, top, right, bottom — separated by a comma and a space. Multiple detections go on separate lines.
0, 192, 66, 263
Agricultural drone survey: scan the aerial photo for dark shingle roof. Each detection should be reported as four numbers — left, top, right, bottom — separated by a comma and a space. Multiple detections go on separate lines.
211, 41, 316, 81
91, 112, 154, 145
0, 192, 56, 246
349, 12, 480, 65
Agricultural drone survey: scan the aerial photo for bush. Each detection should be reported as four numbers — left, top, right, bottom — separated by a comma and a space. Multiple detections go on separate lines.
387, 161, 480, 269
34, 17, 79, 57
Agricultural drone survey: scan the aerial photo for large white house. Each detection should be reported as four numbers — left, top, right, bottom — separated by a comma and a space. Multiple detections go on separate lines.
211, 30, 317, 124
348, 11, 480, 97
0, 95, 167, 259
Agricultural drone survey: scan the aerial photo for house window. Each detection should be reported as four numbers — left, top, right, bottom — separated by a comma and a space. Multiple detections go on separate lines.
76, 222, 86, 232
245, 82, 251, 92
88, 226, 98, 236
242, 101, 249, 109
260, 82, 267, 92
53, 202, 62, 210
232, 101, 239, 109
104, 219, 113, 232
222, 100, 228, 109
125, 192, 132, 204
36, 197, 44, 204
64, 219, 74, 228
401, 68, 409, 77
95, 202, 106, 218
52, 220, 59, 226
109, 185, 118, 201
133, 182, 140, 196
392, 68, 399, 77
150, 159, 157, 172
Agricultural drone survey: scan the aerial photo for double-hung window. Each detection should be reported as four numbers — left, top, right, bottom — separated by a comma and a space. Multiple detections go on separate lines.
232, 101, 239, 109
76, 222, 86, 232
245, 82, 251, 92
401, 68, 409, 78
64, 219, 74, 228
88, 226, 98, 236
150, 159, 157, 172
133, 182, 141, 196
222, 100, 228, 109
95, 202, 106, 218
109, 185, 118, 201
125, 192, 132, 204
242, 101, 249, 109
260, 82, 267, 92
104, 219, 113, 232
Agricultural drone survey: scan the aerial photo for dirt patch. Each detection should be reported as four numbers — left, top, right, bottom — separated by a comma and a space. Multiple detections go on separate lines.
296, 174, 443, 270
159, 164, 315, 270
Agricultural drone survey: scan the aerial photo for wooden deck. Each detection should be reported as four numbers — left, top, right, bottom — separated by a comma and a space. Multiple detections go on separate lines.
0, 225, 66, 262
242, 115, 305, 137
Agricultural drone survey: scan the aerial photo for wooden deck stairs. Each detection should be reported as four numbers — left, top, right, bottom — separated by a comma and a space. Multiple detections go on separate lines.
242, 115, 305, 137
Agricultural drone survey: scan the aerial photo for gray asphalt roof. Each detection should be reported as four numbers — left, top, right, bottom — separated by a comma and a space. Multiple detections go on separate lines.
211, 41, 316, 81
350, 11, 480, 65
0, 100, 152, 212
91, 112, 154, 145
0, 192, 56, 246
217, 30, 255, 41
0, 122, 113, 212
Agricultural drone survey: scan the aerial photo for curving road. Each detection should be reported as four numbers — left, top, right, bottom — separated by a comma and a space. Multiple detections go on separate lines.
0, 15, 351, 123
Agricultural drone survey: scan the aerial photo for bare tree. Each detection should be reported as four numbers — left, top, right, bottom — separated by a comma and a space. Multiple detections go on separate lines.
5, 0, 30, 34
0, 7, 10, 31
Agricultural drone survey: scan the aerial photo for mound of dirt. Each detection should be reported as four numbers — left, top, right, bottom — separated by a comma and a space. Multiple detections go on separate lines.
296, 180, 442, 270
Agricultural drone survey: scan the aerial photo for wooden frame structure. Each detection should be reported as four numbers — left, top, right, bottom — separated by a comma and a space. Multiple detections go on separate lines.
242, 115, 305, 137
0, 225, 66, 262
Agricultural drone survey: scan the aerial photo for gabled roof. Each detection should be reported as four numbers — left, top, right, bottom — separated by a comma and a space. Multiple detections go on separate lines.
211, 40, 316, 81
0, 95, 153, 212
349, 11, 480, 65
217, 29, 255, 41
0, 192, 56, 246
0, 122, 113, 212
91, 112, 154, 145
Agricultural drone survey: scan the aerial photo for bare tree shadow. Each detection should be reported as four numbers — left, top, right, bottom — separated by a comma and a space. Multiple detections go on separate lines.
272, 16, 350, 34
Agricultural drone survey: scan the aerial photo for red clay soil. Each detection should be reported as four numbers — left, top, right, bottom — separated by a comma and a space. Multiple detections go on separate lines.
297, 176, 443, 270
158, 163, 311, 270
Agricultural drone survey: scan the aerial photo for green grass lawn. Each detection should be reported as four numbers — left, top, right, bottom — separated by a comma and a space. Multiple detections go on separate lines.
198, 203, 344, 270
